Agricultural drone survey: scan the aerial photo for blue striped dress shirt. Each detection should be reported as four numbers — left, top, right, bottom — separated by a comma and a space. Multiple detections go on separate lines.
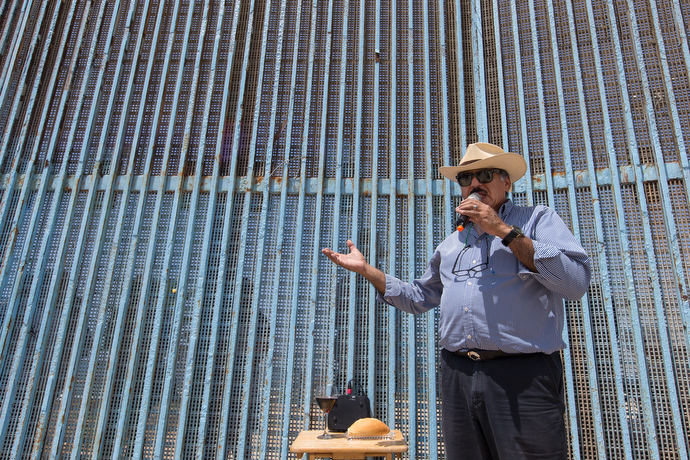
378, 200, 591, 354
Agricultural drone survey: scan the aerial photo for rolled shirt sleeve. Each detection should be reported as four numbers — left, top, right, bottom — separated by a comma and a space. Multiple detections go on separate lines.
521, 207, 591, 301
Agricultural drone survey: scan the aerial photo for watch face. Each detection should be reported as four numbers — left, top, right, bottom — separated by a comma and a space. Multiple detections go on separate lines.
513, 225, 524, 236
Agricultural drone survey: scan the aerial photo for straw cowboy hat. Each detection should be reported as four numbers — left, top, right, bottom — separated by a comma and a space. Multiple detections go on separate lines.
438, 142, 527, 184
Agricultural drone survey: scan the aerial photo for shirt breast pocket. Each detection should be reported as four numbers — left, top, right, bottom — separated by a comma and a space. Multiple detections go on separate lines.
489, 245, 520, 275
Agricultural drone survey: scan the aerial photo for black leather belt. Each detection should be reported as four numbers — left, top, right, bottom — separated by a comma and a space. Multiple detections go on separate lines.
453, 349, 522, 361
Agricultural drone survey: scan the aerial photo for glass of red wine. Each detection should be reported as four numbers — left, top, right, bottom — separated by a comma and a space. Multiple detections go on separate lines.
315, 384, 337, 439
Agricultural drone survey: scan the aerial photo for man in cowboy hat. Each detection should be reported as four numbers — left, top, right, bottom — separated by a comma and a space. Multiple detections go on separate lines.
322, 142, 591, 459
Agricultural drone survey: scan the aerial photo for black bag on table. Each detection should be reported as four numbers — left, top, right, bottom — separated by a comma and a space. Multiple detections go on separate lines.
327, 380, 372, 432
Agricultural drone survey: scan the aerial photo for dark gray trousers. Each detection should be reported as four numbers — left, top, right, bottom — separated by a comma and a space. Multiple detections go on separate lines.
440, 349, 567, 460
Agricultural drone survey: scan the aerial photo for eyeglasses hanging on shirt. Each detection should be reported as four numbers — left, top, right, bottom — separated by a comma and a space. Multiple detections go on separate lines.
452, 234, 491, 276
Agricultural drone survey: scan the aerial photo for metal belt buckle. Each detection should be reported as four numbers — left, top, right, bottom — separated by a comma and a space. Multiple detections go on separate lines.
467, 351, 482, 361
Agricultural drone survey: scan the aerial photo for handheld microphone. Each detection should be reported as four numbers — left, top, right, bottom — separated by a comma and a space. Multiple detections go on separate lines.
455, 192, 481, 232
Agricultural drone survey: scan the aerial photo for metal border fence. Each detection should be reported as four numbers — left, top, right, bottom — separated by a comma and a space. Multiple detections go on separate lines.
0, 0, 688, 458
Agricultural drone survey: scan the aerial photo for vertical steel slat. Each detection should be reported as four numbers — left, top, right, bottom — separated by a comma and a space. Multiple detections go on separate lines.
0, 2, 51, 288
0, 0, 53, 362
622, 1, 690, 454
214, 1, 258, 456
639, 0, 690, 332
670, 0, 690, 202
68, 0, 158, 456
0, 0, 11, 34
545, 0, 632, 456
510, 4, 605, 459
329, 0, 348, 396
672, 0, 690, 91
0, 0, 53, 351
191, 1, 239, 456
648, 0, 690, 205
561, 1, 637, 457
387, 0, 398, 430
0, 0, 102, 454
0, 0, 15, 40
351, 0, 365, 395
0, 0, 28, 87
63, 0, 137, 454
563, 238, 606, 460
241, 0, 288, 456
605, 0, 687, 454
550, 3, 584, 455
109, 0, 185, 455
550, 2, 607, 456
366, 0, 381, 415
438, 0, 453, 239
257, 1, 298, 455
218, 1, 263, 445
130, 0, 199, 456
155, 2, 215, 452
526, 0, 552, 202
146, 1, 211, 457
51, 0, 132, 455
42, 1, 115, 455
558, 239, 582, 451
0, 0, 33, 158
225, 1, 286, 456
296, 27, 324, 447
507, 0, 534, 204
454, 0, 467, 150
532, 4, 610, 457
0, 0, 23, 95
437, 0, 453, 443
26, 3, 102, 457
470, 0, 487, 138
404, 0, 416, 454
232, 1, 276, 457
172, 1, 226, 457
604, 0, 681, 454
575, 0, 659, 454
302, 0, 335, 431
10, 0, 101, 456
280, 2, 317, 457
262, 0, 308, 452
184, 2, 241, 459
421, 1, 438, 457
4, 0, 81, 456
89, 1, 169, 457
345, 0, 364, 394
555, 1, 628, 457
490, 0, 509, 148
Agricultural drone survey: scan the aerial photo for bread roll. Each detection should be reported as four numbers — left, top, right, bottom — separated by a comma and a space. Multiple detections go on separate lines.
347, 418, 390, 436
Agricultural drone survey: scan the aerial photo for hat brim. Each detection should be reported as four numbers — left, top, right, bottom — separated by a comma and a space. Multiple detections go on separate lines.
438, 153, 527, 184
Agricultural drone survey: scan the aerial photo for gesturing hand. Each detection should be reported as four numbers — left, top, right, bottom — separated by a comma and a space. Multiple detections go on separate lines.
322, 240, 387, 293
321, 240, 367, 274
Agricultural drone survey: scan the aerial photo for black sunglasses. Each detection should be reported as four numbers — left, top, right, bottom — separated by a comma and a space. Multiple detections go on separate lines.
456, 169, 503, 187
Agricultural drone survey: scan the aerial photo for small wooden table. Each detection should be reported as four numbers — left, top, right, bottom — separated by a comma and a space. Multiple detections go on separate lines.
290, 430, 407, 459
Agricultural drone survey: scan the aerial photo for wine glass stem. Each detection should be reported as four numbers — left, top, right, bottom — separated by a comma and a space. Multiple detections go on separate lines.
324, 412, 329, 436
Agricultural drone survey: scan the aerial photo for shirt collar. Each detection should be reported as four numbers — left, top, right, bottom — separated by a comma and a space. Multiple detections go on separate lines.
498, 199, 514, 218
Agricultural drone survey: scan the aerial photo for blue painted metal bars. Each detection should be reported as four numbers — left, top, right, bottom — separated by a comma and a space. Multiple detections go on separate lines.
0, 0, 688, 458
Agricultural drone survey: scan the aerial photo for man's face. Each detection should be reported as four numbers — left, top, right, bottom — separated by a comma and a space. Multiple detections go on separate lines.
460, 169, 511, 211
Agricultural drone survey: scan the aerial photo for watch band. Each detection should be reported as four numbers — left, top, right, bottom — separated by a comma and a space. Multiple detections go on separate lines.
501, 225, 524, 246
